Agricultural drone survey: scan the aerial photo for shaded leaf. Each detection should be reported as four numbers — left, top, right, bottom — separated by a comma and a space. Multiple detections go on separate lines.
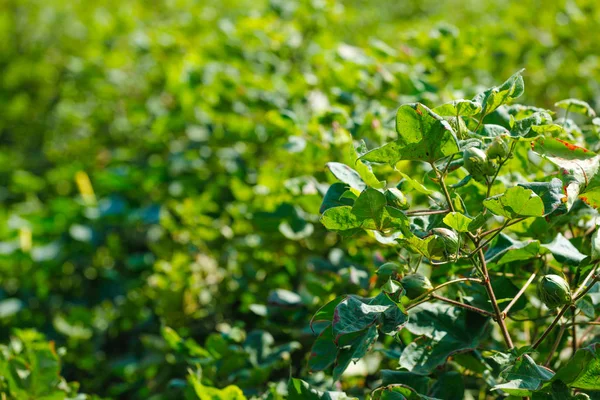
493, 354, 554, 396
485, 233, 544, 265
541, 233, 588, 266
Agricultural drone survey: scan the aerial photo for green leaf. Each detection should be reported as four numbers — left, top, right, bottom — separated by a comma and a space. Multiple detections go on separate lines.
288, 378, 356, 400
429, 371, 465, 400
308, 325, 337, 372
397, 171, 434, 195
510, 111, 553, 137
360, 103, 460, 164
493, 354, 554, 396
327, 162, 366, 191
188, 374, 248, 400
352, 188, 386, 221
311, 296, 346, 332
544, 343, 600, 390
591, 227, 600, 262
433, 99, 482, 117
320, 183, 354, 214
541, 233, 588, 266
518, 179, 567, 217
531, 137, 600, 209
443, 212, 473, 232
555, 99, 597, 118
332, 325, 379, 381
485, 233, 543, 265
332, 296, 388, 337
321, 206, 362, 232
338, 130, 386, 189
380, 371, 430, 394
399, 303, 488, 374
321, 204, 409, 234
371, 384, 429, 400
483, 186, 544, 219
473, 69, 525, 117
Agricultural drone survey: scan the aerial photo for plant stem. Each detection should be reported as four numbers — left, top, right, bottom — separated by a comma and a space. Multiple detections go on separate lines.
431, 294, 495, 318
532, 306, 569, 349
435, 163, 513, 348
434, 165, 456, 213
405, 209, 450, 216
406, 277, 482, 309
479, 217, 527, 238
503, 272, 537, 315
486, 141, 517, 198
469, 220, 509, 257
571, 305, 577, 355
544, 323, 566, 367
477, 247, 514, 349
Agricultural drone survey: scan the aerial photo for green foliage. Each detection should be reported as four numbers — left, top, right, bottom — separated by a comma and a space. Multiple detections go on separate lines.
311, 71, 600, 399
2, 0, 600, 399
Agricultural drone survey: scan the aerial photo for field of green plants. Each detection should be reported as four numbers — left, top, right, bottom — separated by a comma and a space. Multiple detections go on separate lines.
2, 0, 600, 399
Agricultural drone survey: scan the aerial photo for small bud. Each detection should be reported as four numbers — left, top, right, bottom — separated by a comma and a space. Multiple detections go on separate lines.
401, 273, 433, 299
385, 188, 409, 210
537, 274, 571, 309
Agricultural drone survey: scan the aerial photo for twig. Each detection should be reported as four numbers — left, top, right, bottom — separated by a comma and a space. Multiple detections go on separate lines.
477, 247, 514, 349
544, 323, 566, 367
503, 272, 537, 316
469, 220, 509, 257
405, 209, 450, 216
479, 217, 527, 238
406, 277, 482, 309
431, 294, 495, 318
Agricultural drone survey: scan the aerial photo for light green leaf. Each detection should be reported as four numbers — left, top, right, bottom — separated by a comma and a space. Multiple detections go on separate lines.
397, 171, 434, 195
189, 375, 247, 400
443, 212, 473, 232
473, 69, 525, 117
531, 137, 600, 209
352, 188, 386, 221
433, 99, 482, 117
518, 179, 567, 217
544, 343, 600, 390
321, 206, 361, 232
360, 103, 460, 164
555, 98, 597, 118
483, 186, 544, 219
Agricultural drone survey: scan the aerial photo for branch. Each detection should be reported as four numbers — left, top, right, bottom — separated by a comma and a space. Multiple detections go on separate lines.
469, 220, 509, 257
405, 209, 450, 216
477, 247, 514, 349
432, 294, 495, 318
479, 217, 527, 238
406, 277, 482, 309
503, 272, 537, 316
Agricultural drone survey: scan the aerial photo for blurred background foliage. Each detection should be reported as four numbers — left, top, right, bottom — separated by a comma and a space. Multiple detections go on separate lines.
0, 0, 599, 398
